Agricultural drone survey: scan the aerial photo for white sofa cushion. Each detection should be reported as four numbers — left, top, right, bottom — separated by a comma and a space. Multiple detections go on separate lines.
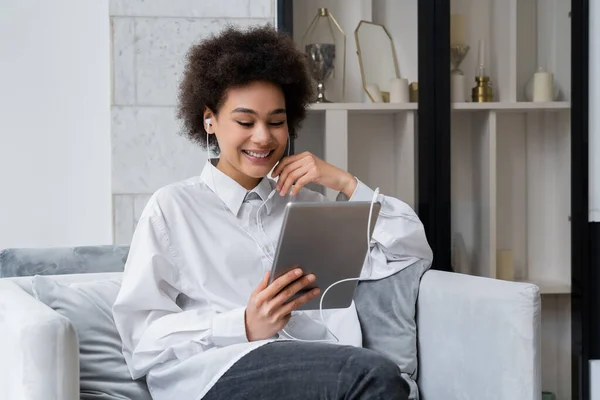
31, 275, 151, 400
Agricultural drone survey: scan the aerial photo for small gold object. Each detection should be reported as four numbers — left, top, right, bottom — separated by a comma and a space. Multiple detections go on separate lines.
409, 82, 418, 102
471, 39, 494, 102
472, 75, 493, 102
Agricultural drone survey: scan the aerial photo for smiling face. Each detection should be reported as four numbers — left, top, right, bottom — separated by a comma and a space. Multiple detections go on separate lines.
206, 80, 289, 190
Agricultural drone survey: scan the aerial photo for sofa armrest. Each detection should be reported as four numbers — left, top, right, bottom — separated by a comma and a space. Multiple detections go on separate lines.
417, 270, 541, 400
0, 280, 79, 400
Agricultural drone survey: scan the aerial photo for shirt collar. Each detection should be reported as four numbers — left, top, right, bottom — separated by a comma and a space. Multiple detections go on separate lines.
200, 159, 275, 216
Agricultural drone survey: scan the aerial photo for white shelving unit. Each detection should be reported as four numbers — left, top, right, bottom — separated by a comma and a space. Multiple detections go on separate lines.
291, 0, 572, 397
449, 0, 572, 398
452, 101, 570, 111
449, 0, 572, 291
451, 106, 571, 294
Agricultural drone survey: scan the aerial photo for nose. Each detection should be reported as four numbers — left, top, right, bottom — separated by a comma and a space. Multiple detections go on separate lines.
251, 122, 274, 146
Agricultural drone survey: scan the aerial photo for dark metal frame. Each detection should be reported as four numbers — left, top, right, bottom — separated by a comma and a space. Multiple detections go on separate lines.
417, 0, 452, 271
276, 0, 296, 155
276, 1, 294, 38
571, 0, 597, 399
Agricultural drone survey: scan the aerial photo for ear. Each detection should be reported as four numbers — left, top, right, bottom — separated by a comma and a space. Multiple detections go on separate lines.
204, 107, 215, 134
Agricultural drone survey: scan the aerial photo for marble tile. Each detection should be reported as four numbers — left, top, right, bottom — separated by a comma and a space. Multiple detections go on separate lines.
249, 0, 273, 19
111, 106, 207, 194
133, 194, 152, 226
111, 17, 136, 105
113, 195, 134, 244
134, 17, 270, 106
110, 0, 253, 18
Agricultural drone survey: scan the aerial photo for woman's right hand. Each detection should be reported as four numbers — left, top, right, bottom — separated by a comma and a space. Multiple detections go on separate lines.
245, 268, 320, 342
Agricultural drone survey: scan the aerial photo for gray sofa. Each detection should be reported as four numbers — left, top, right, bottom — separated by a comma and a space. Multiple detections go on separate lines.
0, 246, 542, 400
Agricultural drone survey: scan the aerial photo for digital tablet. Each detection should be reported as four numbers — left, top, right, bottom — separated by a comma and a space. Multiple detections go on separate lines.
269, 200, 381, 310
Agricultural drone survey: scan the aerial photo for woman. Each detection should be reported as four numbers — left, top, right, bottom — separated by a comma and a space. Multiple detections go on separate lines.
113, 25, 432, 400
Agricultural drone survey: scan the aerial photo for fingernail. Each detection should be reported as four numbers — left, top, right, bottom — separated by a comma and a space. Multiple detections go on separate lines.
313, 288, 320, 295
295, 269, 302, 276
307, 274, 315, 282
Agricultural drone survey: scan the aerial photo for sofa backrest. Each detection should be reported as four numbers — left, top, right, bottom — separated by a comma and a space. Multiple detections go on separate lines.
4, 272, 123, 295
0, 245, 129, 278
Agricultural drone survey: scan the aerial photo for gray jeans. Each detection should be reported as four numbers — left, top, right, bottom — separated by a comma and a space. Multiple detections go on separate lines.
204, 341, 410, 400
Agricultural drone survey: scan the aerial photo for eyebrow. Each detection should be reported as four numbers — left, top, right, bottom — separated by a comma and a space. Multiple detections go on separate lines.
231, 107, 286, 116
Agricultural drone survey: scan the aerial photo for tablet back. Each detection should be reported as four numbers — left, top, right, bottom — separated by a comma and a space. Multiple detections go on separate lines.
270, 201, 381, 310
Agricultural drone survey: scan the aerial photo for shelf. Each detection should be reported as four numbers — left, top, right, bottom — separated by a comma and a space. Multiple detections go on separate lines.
307, 102, 570, 113
516, 279, 571, 295
308, 102, 417, 114
452, 102, 570, 112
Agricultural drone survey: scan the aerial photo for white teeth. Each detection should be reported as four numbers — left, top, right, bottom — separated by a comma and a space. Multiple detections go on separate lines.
244, 150, 270, 158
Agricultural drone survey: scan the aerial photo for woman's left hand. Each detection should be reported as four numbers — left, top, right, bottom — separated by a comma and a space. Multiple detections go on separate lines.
272, 152, 357, 198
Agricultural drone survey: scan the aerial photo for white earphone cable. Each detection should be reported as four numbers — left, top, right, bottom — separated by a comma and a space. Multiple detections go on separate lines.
279, 187, 380, 343
205, 119, 277, 262
205, 118, 380, 344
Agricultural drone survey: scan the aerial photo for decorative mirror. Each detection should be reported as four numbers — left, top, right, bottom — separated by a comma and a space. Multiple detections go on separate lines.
354, 21, 400, 102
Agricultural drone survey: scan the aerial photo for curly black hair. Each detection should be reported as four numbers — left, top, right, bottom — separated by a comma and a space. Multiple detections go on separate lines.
176, 24, 314, 151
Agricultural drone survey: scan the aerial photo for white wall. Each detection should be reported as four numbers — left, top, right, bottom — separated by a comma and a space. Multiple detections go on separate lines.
590, 0, 600, 222
110, 0, 273, 244
0, 0, 112, 248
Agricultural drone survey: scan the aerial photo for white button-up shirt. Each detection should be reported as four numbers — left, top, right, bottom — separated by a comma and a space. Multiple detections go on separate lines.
113, 160, 433, 400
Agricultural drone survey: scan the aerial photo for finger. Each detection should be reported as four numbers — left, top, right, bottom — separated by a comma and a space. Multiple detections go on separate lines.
272, 153, 302, 177
275, 313, 292, 331
276, 157, 308, 189
279, 165, 310, 196
256, 271, 270, 292
251, 271, 271, 305
274, 151, 313, 179
290, 174, 312, 196
259, 267, 303, 301
270, 273, 316, 308
277, 287, 321, 317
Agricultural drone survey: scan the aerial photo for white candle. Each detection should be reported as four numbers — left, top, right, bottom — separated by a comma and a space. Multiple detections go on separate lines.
450, 14, 466, 45
532, 70, 554, 102
451, 73, 466, 102
390, 78, 409, 103
496, 250, 515, 281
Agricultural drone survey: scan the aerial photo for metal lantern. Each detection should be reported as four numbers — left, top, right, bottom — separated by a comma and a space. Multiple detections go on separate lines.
301, 8, 346, 103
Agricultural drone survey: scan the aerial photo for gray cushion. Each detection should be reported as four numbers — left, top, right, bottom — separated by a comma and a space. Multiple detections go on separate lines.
354, 259, 431, 400
0, 245, 129, 278
32, 275, 151, 400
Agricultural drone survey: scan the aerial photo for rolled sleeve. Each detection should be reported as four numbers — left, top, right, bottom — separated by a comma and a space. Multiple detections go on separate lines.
211, 307, 249, 347
335, 177, 375, 202
336, 178, 433, 267
348, 179, 376, 202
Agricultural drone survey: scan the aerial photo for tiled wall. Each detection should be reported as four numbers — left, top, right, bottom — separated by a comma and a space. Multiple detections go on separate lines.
109, 0, 274, 243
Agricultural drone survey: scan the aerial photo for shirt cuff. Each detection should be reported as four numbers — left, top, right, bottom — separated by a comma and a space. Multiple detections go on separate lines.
336, 178, 376, 202
211, 307, 249, 346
